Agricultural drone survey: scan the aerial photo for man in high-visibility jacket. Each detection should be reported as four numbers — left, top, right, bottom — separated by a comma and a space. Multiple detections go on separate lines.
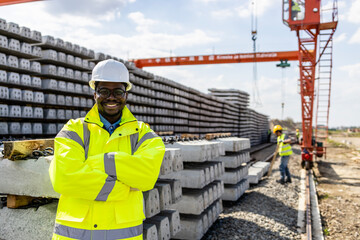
49, 59, 165, 240
291, 0, 301, 20
296, 129, 300, 144
273, 125, 292, 184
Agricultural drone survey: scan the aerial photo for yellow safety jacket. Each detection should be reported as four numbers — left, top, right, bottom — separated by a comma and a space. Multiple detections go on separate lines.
292, 1, 300, 12
277, 133, 293, 156
296, 132, 300, 138
49, 104, 165, 240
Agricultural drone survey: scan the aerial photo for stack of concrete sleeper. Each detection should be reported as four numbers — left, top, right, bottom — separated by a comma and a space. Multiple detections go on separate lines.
160, 140, 225, 240
216, 137, 251, 201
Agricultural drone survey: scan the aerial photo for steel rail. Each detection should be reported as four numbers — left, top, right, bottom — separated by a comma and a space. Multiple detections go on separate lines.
306, 170, 312, 240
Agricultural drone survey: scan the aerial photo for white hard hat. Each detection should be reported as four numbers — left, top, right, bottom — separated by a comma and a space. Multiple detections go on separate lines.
89, 59, 132, 91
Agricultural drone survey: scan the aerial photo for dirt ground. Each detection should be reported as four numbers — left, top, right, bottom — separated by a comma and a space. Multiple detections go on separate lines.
314, 136, 360, 240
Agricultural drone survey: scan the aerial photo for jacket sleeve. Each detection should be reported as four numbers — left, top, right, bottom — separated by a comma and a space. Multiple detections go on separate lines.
84, 123, 165, 192
49, 121, 130, 201
114, 132, 165, 191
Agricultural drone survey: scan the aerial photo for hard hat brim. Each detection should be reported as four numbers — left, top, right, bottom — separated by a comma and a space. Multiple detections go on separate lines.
89, 79, 132, 91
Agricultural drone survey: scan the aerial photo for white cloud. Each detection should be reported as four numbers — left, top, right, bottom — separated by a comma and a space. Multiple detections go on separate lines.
210, 9, 234, 19
235, 5, 251, 18
212, 0, 277, 19
128, 12, 158, 33
193, 0, 220, 3
346, 0, 360, 23
340, 62, 360, 78
334, 32, 346, 43
349, 28, 360, 44
44, 0, 134, 18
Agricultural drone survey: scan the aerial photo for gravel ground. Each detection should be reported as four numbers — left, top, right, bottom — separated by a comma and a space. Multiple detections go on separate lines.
203, 145, 303, 240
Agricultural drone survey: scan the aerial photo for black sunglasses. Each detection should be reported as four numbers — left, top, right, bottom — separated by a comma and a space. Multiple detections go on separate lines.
96, 88, 126, 98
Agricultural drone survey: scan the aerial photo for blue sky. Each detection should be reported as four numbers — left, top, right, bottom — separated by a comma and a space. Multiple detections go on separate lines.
0, 0, 358, 127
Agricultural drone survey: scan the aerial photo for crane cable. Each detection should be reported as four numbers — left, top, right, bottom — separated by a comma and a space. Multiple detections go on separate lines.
251, 0, 262, 107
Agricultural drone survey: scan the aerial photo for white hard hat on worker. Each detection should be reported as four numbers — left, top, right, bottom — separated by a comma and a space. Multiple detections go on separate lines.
89, 59, 132, 91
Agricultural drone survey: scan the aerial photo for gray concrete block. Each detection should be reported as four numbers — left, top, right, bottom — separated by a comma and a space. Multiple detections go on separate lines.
0, 202, 57, 240
252, 161, 270, 177
170, 190, 204, 215
0, 157, 59, 198
157, 179, 182, 203
219, 154, 239, 168
154, 183, 172, 210
143, 188, 160, 218
143, 223, 158, 240
202, 188, 209, 209
217, 137, 251, 152
248, 166, 263, 184
174, 215, 203, 240
202, 213, 209, 234
213, 180, 224, 198
160, 149, 173, 175
157, 210, 181, 237
222, 178, 249, 201
222, 184, 238, 201
145, 215, 170, 240
167, 169, 206, 189
171, 141, 221, 162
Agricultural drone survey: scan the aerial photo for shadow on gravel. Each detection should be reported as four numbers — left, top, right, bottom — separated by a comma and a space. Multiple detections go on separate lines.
202, 217, 293, 240
317, 161, 342, 180
318, 179, 360, 187
292, 148, 302, 155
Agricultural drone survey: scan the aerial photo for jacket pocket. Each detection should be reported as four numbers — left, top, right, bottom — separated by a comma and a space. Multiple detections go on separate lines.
56, 196, 90, 223
114, 192, 145, 224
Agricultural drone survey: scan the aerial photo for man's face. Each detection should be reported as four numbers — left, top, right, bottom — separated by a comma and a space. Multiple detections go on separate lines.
94, 82, 128, 123
275, 131, 282, 137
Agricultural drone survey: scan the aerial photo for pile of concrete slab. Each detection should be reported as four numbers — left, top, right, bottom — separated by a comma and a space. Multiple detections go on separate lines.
143, 148, 183, 240
247, 161, 271, 185
208, 88, 269, 143
161, 140, 225, 240
0, 18, 269, 146
216, 137, 251, 201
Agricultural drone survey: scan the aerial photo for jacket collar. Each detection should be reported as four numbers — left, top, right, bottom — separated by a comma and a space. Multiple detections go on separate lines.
84, 104, 137, 127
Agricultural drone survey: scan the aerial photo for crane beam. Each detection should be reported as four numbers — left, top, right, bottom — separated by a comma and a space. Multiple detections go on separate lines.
0, 0, 41, 6
132, 50, 299, 68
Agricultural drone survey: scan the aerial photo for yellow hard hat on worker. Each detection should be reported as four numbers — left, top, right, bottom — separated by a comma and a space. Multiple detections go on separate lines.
296, 129, 299, 132
273, 125, 282, 134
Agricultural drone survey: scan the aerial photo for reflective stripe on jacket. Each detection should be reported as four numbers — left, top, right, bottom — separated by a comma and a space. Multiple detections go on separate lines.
49, 104, 165, 240
277, 133, 293, 156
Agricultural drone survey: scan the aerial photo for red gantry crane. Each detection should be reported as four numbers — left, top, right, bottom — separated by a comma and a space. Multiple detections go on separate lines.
132, 0, 338, 169
0, 0, 41, 6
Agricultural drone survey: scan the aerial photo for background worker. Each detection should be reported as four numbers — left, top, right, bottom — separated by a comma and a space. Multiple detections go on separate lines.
296, 129, 300, 144
49, 59, 165, 240
273, 125, 293, 184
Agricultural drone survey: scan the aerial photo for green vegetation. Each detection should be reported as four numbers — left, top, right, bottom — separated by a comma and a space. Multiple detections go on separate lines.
347, 132, 360, 138
318, 193, 330, 201
327, 139, 349, 148
323, 228, 330, 236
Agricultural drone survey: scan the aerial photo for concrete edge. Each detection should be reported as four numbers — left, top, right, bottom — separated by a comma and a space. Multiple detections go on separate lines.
310, 170, 324, 240
297, 169, 306, 234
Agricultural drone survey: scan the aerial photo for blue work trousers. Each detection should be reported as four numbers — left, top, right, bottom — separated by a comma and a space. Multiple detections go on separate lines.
279, 155, 291, 181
